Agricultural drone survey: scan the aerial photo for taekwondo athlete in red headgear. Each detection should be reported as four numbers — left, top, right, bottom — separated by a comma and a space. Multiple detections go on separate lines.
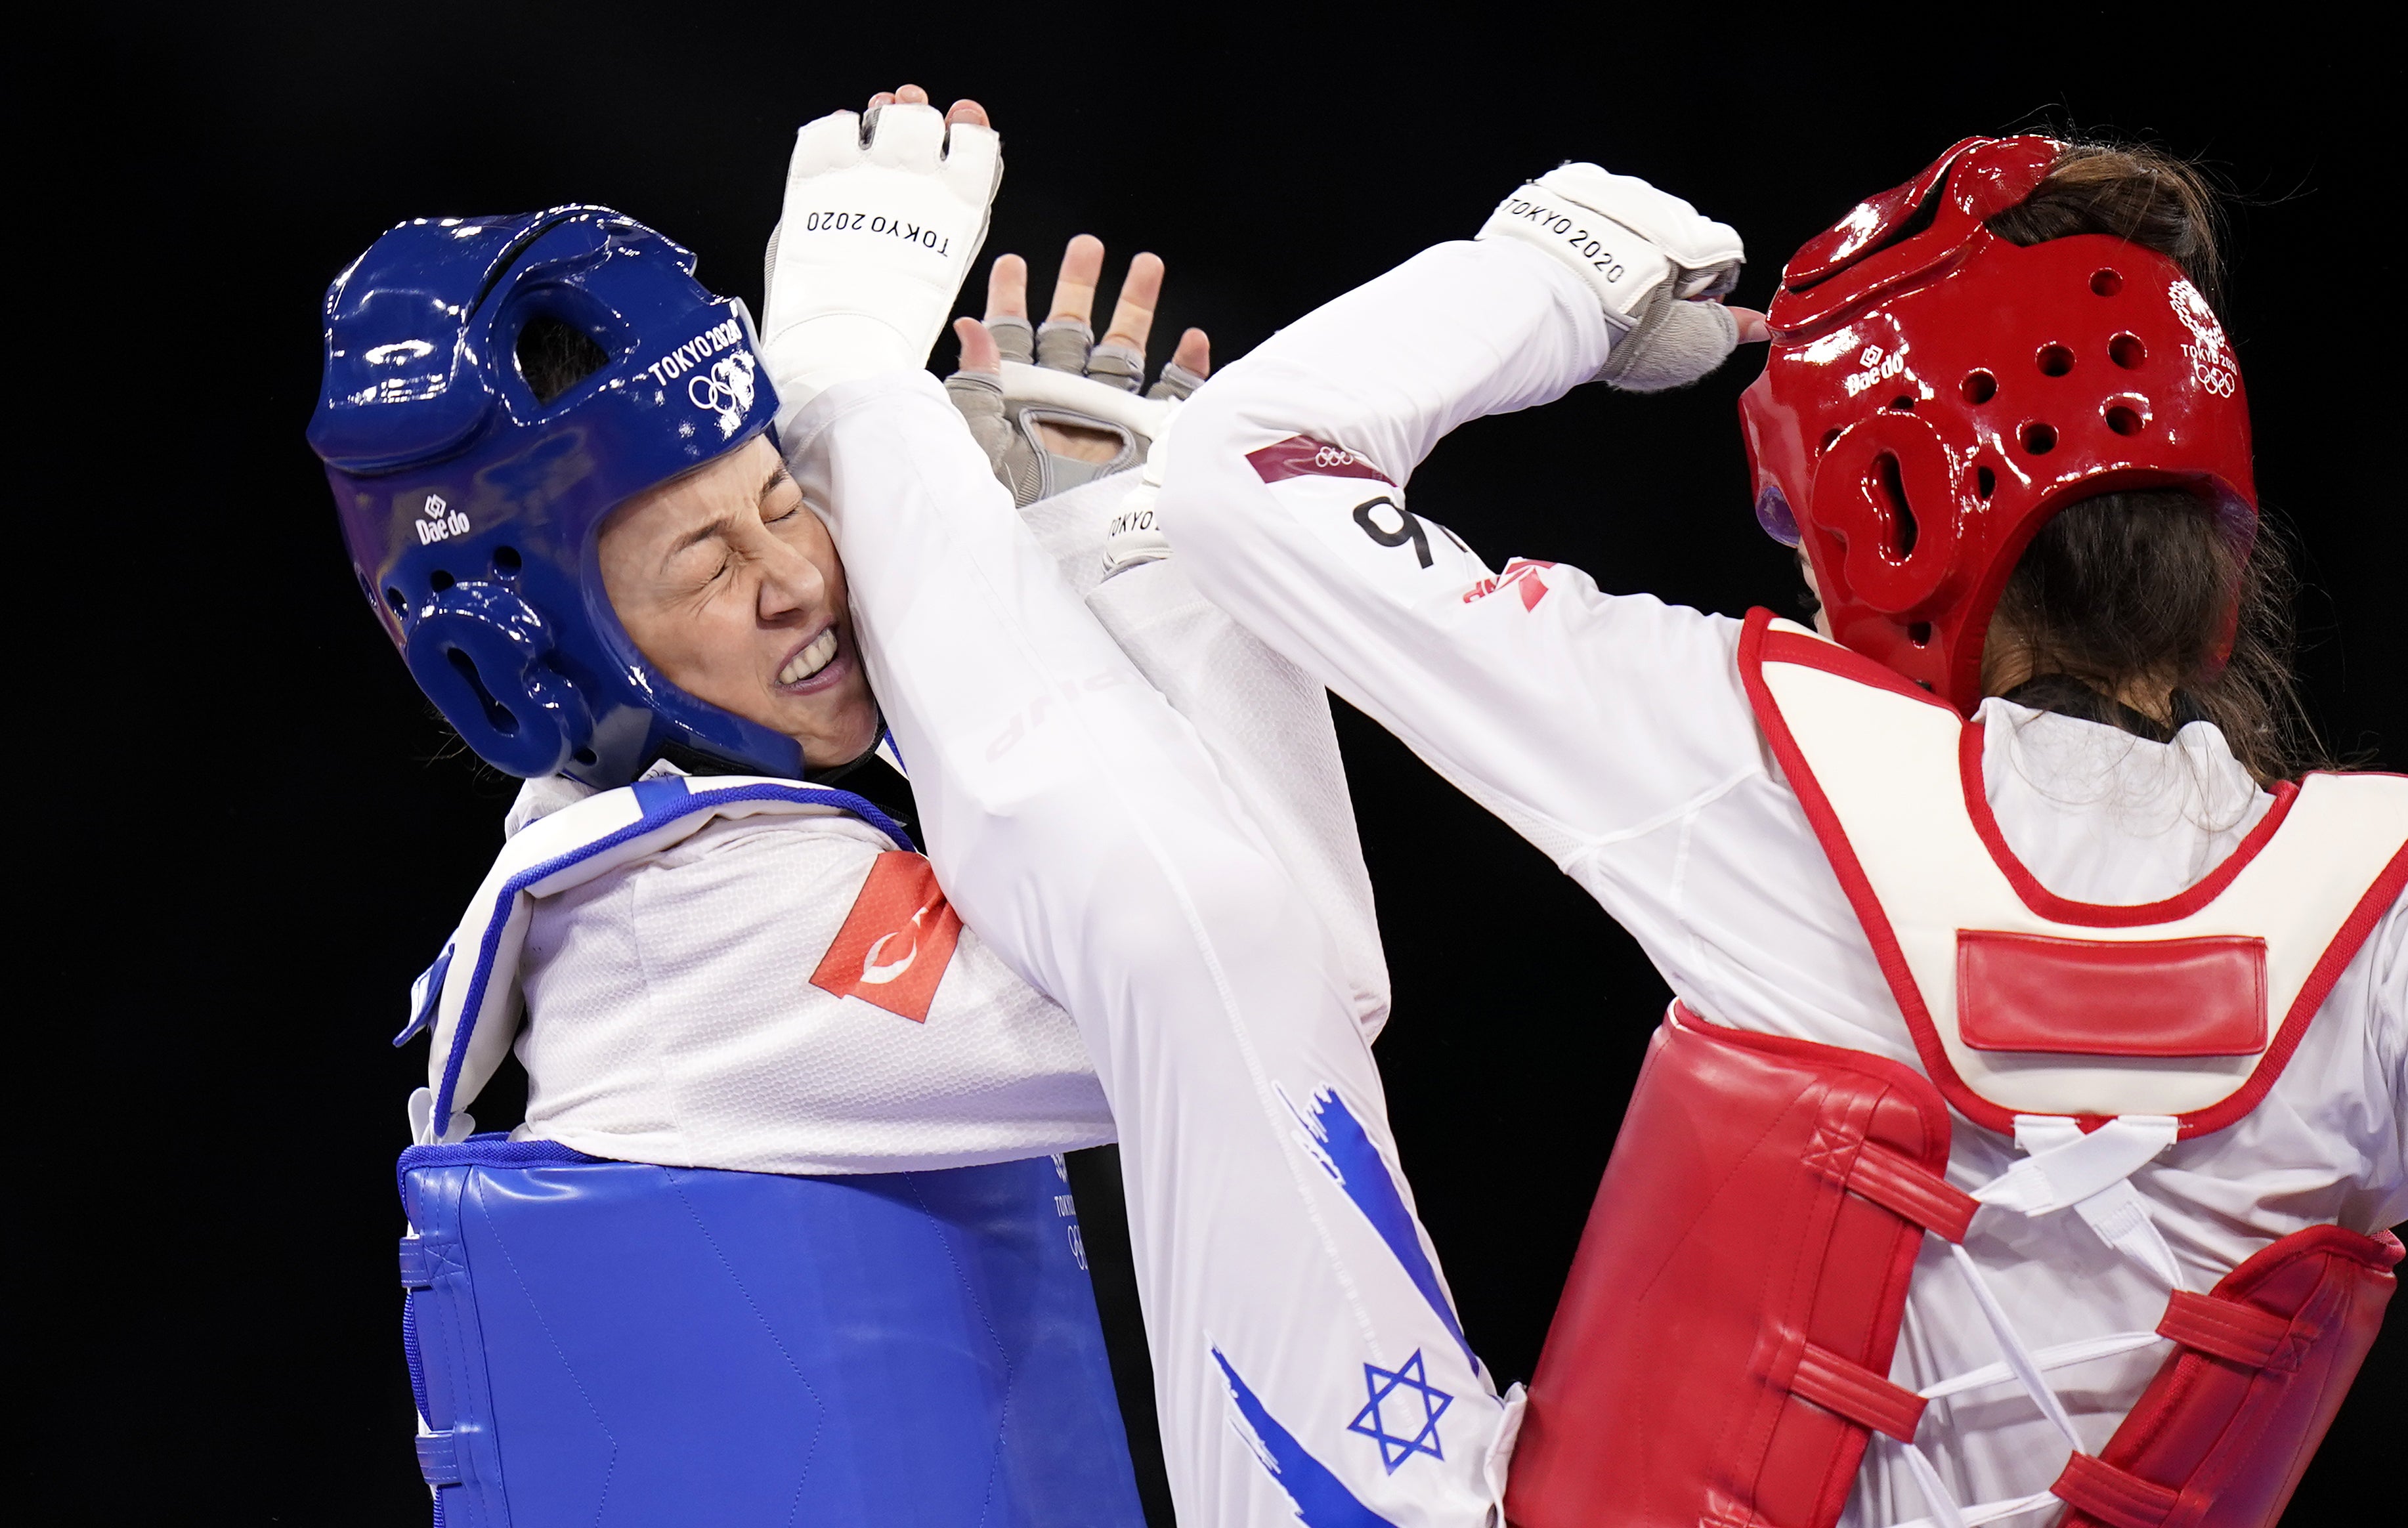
1152, 137, 2405, 1528
310, 148, 1154, 1524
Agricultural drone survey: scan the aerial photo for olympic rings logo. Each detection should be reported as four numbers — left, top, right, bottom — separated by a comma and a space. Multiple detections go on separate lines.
689, 368, 744, 413
687, 352, 758, 437
1314, 446, 1358, 469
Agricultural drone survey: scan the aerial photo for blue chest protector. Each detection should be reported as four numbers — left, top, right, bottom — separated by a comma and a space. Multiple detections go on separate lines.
392, 775, 1144, 1526
399, 1141, 1145, 1527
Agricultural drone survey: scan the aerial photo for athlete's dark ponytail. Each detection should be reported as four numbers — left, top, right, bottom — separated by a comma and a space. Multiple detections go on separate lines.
1981, 143, 2325, 784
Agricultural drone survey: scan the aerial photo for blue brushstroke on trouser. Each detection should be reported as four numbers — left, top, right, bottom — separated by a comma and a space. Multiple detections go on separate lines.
1213, 1348, 1401, 1528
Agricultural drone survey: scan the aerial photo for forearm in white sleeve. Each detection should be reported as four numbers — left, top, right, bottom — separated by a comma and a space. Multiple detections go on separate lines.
783, 371, 1515, 1527
1211, 238, 1611, 480
1159, 238, 1764, 865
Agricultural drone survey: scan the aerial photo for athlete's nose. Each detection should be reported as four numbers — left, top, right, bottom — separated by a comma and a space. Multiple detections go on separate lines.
756, 538, 829, 625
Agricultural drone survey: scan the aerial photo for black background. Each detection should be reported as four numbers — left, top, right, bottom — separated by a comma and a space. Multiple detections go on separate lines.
32, 9, 2397, 1523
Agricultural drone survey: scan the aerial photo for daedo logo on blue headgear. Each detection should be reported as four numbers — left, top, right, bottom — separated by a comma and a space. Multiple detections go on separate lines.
642, 318, 757, 439
416, 492, 471, 545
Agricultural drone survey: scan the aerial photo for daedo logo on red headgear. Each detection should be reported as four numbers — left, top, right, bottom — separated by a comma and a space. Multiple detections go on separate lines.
810, 852, 963, 1023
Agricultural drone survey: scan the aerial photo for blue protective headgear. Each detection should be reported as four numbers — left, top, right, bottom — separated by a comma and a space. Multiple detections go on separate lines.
309, 205, 805, 786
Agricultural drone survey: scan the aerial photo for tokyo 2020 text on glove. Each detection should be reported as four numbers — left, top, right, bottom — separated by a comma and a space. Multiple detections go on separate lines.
762, 102, 1001, 424
1477, 161, 1746, 393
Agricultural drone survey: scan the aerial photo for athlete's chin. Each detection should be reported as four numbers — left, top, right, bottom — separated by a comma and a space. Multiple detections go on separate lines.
783, 683, 879, 774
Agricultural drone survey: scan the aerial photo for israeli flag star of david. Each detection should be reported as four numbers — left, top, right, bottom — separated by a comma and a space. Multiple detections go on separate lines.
1347, 1348, 1452, 1472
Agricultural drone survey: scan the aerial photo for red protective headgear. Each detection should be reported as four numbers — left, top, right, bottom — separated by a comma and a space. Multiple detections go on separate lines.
1738, 136, 2257, 711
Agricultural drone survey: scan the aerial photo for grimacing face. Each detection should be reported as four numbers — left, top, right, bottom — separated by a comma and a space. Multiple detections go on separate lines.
597, 436, 880, 769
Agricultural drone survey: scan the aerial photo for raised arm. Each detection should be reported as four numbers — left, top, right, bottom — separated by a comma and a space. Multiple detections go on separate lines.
761, 89, 1519, 1525
1159, 168, 1771, 864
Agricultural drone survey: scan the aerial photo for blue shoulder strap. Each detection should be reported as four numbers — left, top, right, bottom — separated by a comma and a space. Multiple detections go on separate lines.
403, 774, 912, 1141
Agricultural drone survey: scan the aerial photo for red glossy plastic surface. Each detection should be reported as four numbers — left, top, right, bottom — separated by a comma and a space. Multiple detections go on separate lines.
1738, 137, 2257, 712
1776, 137, 2055, 324
2055, 1223, 2399, 1528
1955, 931, 2268, 1056
1505, 1008, 1973, 1528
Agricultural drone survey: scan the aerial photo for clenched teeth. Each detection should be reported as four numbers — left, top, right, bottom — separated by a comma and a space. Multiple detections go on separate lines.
779, 629, 839, 685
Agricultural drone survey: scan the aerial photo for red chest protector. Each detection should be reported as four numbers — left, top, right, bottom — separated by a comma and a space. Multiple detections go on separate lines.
1505, 610, 2407, 1528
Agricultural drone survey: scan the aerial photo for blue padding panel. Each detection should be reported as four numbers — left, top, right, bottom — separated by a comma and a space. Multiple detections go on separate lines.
398, 1143, 1146, 1527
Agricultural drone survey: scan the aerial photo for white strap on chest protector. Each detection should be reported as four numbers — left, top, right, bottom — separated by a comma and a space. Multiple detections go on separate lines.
1977, 1116, 2185, 1287
1870, 1114, 2185, 1528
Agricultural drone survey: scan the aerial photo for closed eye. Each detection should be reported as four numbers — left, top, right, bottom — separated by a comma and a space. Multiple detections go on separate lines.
760, 465, 802, 524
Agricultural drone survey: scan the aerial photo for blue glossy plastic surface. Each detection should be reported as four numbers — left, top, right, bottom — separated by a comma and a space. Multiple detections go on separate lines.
309, 207, 801, 786
398, 1141, 1146, 1527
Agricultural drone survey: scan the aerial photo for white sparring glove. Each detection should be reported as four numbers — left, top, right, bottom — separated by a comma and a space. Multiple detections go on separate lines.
1477, 163, 1745, 393
761, 102, 1001, 425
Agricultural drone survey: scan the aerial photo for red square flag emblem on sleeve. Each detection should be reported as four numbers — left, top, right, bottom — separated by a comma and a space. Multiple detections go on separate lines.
810, 852, 964, 1023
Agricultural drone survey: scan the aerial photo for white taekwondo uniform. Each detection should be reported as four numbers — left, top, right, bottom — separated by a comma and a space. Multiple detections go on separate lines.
780, 371, 1523, 1527
1152, 235, 2406, 1522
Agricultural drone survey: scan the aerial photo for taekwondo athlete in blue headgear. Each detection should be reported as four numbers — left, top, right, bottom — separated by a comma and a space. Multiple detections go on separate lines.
309, 163, 1153, 1526
314, 204, 803, 786
317, 73, 1496, 1526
